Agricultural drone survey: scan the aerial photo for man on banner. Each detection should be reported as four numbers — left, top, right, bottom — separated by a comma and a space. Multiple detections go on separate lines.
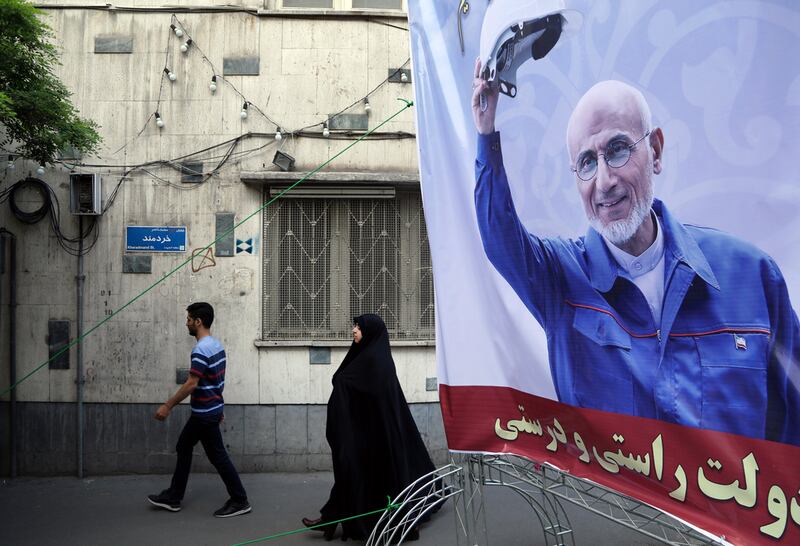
471, 62, 800, 445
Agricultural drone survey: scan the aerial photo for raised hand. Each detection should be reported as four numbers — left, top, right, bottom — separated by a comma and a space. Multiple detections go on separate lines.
472, 57, 500, 135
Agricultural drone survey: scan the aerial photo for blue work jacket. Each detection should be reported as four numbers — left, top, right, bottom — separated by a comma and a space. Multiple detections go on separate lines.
475, 132, 800, 445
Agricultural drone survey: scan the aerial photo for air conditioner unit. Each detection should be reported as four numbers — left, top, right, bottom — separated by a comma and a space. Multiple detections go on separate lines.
69, 173, 102, 215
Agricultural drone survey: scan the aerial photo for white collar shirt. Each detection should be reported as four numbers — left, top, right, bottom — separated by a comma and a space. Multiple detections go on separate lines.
604, 211, 666, 328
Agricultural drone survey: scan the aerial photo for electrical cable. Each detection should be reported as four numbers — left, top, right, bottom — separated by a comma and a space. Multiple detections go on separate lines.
1, 177, 99, 256
7, 177, 49, 224
64, 126, 414, 215
111, 12, 411, 157
0, 99, 414, 398
294, 58, 412, 133
175, 15, 282, 131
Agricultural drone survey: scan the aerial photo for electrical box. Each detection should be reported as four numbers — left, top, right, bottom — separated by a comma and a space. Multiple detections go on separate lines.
69, 173, 102, 215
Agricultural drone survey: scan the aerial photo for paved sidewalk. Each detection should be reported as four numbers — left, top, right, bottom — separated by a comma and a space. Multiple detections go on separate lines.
0, 472, 662, 545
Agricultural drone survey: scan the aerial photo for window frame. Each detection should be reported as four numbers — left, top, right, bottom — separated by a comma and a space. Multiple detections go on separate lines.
260, 187, 433, 343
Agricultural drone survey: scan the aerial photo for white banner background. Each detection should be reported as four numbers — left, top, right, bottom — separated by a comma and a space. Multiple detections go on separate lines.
409, 0, 800, 396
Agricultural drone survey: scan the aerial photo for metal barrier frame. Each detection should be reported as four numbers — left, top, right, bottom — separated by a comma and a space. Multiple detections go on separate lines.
453, 453, 722, 546
365, 454, 722, 545
366, 464, 463, 545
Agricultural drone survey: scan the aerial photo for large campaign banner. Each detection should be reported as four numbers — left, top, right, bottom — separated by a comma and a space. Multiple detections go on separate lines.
408, 1, 800, 543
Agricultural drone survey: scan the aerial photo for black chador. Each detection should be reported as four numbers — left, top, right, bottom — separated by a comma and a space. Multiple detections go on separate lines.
317, 314, 436, 540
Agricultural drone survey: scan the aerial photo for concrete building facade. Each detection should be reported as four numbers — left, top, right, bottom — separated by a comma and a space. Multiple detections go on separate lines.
0, 0, 447, 476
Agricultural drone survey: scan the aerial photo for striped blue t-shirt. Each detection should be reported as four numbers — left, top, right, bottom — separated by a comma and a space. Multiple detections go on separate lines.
189, 336, 226, 415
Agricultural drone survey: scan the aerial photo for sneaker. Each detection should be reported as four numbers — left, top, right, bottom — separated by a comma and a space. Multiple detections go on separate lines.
147, 490, 181, 512
214, 499, 252, 518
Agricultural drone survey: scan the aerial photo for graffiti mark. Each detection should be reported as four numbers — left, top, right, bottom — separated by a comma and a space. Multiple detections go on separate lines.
191, 247, 216, 272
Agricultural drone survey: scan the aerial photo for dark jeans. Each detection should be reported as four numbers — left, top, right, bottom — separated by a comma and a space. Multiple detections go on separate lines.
168, 413, 247, 503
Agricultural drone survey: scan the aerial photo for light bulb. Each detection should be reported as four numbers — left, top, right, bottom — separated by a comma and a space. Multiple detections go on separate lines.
209, 75, 217, 93
36, 163, 45, 176
400, 71, 408, 83
275, 129, 282, 141
7, 155, 14, 170
171, 24, 183, 38
364, 98, 371, 112
322, 124, 330, 137
164, 67, 176, 82
155, 112, 164, 128
180, 39, 192, 53
240, 102, 248, 119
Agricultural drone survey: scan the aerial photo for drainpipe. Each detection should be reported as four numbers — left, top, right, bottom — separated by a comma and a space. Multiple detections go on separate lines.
77, 216, 85, 479
1, 229, 17, 478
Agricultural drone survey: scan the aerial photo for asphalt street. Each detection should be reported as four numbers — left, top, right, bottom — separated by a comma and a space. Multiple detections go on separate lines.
0, 471, 666, 545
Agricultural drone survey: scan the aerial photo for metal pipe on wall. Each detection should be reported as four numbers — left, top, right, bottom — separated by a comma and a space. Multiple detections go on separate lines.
0, 235, 4, 475
0, 229, 18, 478
77, 216, 85, 479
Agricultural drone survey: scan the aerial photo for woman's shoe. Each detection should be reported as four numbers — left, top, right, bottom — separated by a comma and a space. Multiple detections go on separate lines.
302, 516, 339, 539
302, 516, 324, 530
323, 522, 339, 541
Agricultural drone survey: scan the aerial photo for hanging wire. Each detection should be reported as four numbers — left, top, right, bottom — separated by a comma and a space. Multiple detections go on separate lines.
112, 23, 174, 156
294, 58, 412, 133
3, 14, 415, 218
109, 12, 412, 159
0, 177, 100, 256
172, 14, 283, 131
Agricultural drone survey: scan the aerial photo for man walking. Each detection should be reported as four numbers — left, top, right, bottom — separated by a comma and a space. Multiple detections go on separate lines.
147, 302, 251, 517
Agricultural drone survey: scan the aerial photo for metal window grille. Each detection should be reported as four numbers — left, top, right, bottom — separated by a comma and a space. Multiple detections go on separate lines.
262, 191, 434, 340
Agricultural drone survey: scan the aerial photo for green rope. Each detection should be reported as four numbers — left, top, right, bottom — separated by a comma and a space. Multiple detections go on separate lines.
231, 496, 399, 546
1, 99, 415, 397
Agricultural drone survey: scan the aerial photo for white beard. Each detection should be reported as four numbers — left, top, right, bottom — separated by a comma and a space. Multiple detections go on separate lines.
589, 182, 654, 246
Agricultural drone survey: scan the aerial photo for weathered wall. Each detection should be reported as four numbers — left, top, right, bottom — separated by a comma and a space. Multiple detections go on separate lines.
7, 401, 448, 475
0, 1, 440, 476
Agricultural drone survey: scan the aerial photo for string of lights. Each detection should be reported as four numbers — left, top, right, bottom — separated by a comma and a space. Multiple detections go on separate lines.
114, 13, 412, 157
3, 11, 415, 218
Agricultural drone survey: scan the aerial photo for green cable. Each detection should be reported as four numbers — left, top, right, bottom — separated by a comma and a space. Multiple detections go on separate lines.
1, 99, 414, 398
231, 496, 400, 545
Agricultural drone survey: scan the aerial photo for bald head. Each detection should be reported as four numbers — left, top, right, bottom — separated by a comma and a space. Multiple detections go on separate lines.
566, 80, 652, 160
565, 80, 664, 255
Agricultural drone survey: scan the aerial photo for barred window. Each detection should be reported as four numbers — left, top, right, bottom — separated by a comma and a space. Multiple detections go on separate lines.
262, 190, 434, 341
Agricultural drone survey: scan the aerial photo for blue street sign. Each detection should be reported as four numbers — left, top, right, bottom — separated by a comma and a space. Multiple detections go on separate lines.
126, 226, 187, 252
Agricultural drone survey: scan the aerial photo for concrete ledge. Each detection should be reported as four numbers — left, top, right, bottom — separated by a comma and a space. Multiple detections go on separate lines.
241, 170, 419, 186
257, 8, 407, 19
4, 401, 445, 476
255, 339, 434, 348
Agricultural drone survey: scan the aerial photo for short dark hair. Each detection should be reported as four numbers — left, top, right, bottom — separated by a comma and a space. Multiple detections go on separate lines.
186, 302, 214, 328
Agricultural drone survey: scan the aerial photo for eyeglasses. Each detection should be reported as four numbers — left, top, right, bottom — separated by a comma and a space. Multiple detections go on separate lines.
571, 131, 651, 181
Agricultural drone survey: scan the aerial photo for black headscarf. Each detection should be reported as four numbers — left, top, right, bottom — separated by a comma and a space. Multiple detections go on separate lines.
334, 313, 396, 389
320, 314, 435, 539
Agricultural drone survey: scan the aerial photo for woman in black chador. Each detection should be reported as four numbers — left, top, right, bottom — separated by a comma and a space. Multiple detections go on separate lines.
302, 314, 436, 541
